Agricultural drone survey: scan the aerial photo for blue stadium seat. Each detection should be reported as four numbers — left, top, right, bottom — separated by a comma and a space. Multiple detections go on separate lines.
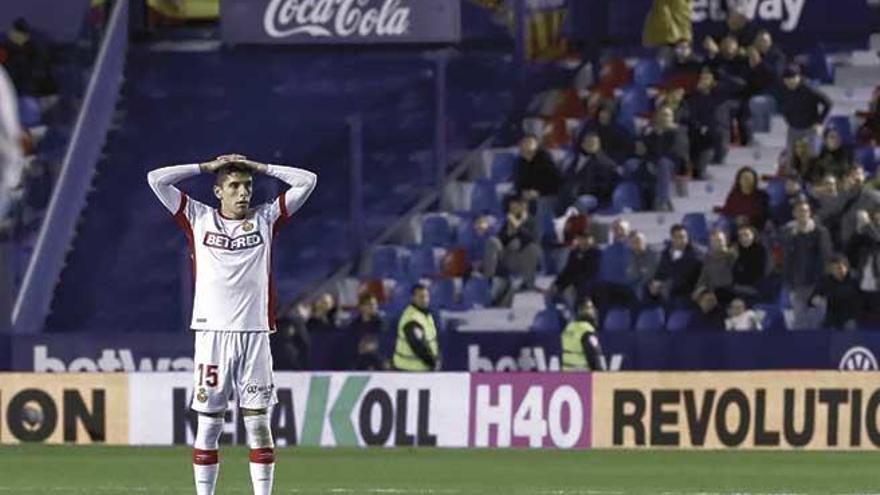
682, 212, 709, 246
575, 194, 599, 213
603, 308, 632, 333
429, 278, 456, 310
382, 282, 411, 318
598, 243, 631, 285
461, 277, 491, 309
806, 46, 834, 84
826, 116, 854, 145
635, 307, 666, 332
611, 181, 642, 213
765, 178, 787, 208
666, 309, 694, 332
371, 246, 404, 278
633, 58, 662, 88
18, 96, 42, 127
531, 308, 563, 333
617, 86, 650, 135
422, 214, 453, 247
490, 152, 517, 182
856, 147, 878, 177
755, 304, 786, 332
407, 246, 437, 279
470, 180, 502, 215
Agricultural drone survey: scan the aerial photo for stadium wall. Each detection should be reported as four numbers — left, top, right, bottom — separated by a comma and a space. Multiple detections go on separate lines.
2, 371, 880, 450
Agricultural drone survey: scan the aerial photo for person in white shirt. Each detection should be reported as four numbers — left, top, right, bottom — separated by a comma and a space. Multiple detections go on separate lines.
147, 154, 317, 495
725, 297, 763, 331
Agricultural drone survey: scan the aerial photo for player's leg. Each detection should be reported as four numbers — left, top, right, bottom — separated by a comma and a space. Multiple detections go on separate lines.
191, 331, 234, 495
238, 332, 278, 495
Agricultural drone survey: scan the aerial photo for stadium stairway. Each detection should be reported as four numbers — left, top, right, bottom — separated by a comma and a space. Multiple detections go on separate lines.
44, 44, 517, 333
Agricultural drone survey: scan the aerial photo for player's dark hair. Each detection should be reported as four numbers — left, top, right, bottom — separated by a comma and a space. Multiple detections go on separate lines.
215, 163, 252, 187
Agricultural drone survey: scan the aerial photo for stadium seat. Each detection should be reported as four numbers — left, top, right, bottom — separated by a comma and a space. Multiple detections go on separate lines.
574, 194, 599, 214
635, 307, 666, 332
470, 180, 502, 215
429, 278, 456, 310
382, 281, 411, 318
755, 304, 786, 332
461, 276, 491, 309
611, 181, 642, 213
603, 308, 632, 333
806, 45, 834, 84
530, 308, 563, 333
856, 147, 878, 176
371, 246, 404, 278
18, 96, 42, 127
407, 246, 438, 279
617, 86, 650, 135
598, 243, 631, 285
422, 214, 453, 247
666, 309, 694, 332
682, 212, 709, 246
633, 58, 662, 88
490, 152, 517, 182
765, 178, 787, 208
826, 116, 854, 145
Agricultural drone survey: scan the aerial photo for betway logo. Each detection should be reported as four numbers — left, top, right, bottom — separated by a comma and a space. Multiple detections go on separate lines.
468, 345, 623, 372
264, 0, 411, 39
692, 0, 806, 32
34, 345, 193, 372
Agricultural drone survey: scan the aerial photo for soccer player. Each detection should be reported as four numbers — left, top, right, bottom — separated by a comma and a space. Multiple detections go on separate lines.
147, 154, 317, 495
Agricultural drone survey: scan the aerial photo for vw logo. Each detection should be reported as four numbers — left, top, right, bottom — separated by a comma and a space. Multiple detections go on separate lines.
839, 346, 879, 371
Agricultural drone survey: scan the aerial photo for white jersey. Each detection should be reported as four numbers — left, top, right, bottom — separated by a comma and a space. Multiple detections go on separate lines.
147, 163, 317, 332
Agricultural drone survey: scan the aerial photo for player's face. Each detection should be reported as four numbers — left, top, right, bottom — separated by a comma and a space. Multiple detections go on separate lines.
217, 172, 253, 218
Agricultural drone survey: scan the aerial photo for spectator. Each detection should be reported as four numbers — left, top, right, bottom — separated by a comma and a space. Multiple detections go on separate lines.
732, 225, 768, 300
846, 209, 880, 318
724, 297, 763, 331
719, 166, 770, 230
596, 219, 636, 309
856, 87, 880, 145
664, 39, 704, 87
648, 224, 703, 308
752, 29, 786, 78
347, 294, 387, 370
551, 232, 601, 307
723, 9, 759, 47
694, 229, 736, 305
514, 134, 561, 200
463, 214, 496, 271
811, 255, 861, 330
814, 128, 854, 179
624, 139, 669, 210
272, 304, 311, 370
484, 197, 542, 289
561, 297, 606, 371
643, 0, 693, 48
706, 34, 754, 144
0, 18, 57, 97
824, 166, 880, 249
626, 231, 659, 299
578, 101, 633, 164
644, 106, 690, 175
782, 200, 833, 329
392, 284, 439, 371
687, 67, 733, 178
784, 137, 823, 184
657, 87, 689, 125
690, 288, 726, 331
776, 64, 832, 156
561, 131, 620, 209
306, 293, 339, 334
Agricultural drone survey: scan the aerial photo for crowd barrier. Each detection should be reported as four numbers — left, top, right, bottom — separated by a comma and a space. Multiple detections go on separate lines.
2, 371, 879, 450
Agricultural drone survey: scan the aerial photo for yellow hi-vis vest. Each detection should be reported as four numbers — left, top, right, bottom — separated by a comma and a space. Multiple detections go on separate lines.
393, 305, 439, 371
561, 320, 595, 371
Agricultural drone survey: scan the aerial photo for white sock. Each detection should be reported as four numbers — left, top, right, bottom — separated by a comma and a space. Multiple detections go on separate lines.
193, 415, 224, 495
244, 414, 275, 495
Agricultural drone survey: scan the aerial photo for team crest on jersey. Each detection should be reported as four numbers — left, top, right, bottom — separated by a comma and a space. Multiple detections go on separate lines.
196, 387, 208, 403
203, 232, 264, 251
242, 221, 255, 232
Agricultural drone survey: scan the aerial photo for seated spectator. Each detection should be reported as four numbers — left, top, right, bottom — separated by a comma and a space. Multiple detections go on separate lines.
577, 101, 633, 164
551, 232, 601, 308
723, 9, 760, 47
648, 224, 703, 309
514, 134, 561, 200
348, 294, 387, 370
644, 106, 690, 176
687, 67, 733, 178
306, 293, 339, 334
596, 220, 636, 309
694, 229, 737, 305
624, 139, 670, 210
814, 128, 854, 179
784, 137, 824, 184
463, 214, 496, 271
776, 64, 832, 156
719, 166, 770, 230
656, 87, 689, 125
484, 197, 542, 289
724, 297, 763, 331
845, 208, 880, 318
664, 40, 704, 86
560, 131, 620, 209
732, 225, 768, 300
811, 255, 861, 330
1, 19, 57, 97
690, 288, 726, 332
824, 166, 880, 249
752, 29, 786, 78
626, 231, 659, 299
783, 200, 833, 329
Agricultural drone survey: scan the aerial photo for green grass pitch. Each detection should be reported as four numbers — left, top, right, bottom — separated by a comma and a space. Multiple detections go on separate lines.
1, 445, 879, 494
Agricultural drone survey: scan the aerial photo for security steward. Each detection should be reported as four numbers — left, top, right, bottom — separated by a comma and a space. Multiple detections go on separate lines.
392, 284, 439, 371
561, 298, 606, 371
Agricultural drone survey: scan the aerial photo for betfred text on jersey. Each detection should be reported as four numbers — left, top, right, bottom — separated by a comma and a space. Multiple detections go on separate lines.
203, 232, 265, 251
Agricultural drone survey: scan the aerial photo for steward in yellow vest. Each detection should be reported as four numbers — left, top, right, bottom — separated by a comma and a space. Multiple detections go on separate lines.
393, 284, 439, 371
561, 298, 606, 371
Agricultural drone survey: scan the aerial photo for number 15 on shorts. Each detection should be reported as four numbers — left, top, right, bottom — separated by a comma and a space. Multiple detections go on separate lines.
197, 364, 219, 387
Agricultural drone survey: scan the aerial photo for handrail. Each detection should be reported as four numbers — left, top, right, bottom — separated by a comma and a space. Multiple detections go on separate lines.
11, 0, 130, 334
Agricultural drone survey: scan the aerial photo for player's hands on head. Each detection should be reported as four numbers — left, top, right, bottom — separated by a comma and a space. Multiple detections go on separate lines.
200, 154, 248, 173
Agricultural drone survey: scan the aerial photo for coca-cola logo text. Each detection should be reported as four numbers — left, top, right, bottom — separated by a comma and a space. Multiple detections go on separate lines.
263, 0, 411, 38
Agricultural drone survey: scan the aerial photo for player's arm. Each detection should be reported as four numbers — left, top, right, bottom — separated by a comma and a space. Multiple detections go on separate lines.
146, 156, 231, 213
240, 159, 318, 217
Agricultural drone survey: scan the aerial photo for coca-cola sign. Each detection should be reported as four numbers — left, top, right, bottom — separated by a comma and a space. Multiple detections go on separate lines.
222, 0, 460, 44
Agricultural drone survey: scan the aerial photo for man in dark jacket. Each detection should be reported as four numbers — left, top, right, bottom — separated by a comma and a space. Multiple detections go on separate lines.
483, 197, 542, 288
690, 288, 727, 332
577, 102, 634, 164
551, 232, 601, 308
783, 200, 833, 329
644, 106, 690, 176
648, 224, 703, 309
687, 67, 735, 177
514, 134, 561, 200
812, 255, 861, 330
561, 132, 620, 209
347, 294, 388, 370
775, 64, 833, 156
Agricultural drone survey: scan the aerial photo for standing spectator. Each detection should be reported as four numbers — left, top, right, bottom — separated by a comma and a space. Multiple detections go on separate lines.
561, 132, 620, 209
694, 229, 737, 305
846, 209, 880, 319
648, 224, 703, 308
272, 304, 311, 370
811, 255, 861, 330
824, 166, 880, 249
732, 225, 768, 300
551, 232, 601, 308
560, 298, 606, 371
306, 293, 339, 334
782, 200, 833, 329
814, 128, 854, 179
752, 29, 786, 78
626, 231, 659, 300
784, 137, 823, 184
664, 40, 704, 88
643, 0, 693, 48
644, 106, 690, 175
723, 9, 760, 47
719, 166, 770, 230
578, 102, 633, 164
392, 285, 439, 371
514, 134, 561, 200
347, 294, 387, 370
483, 197, 542, 289
687, 67, 733, 177
0, 19, 57, 97
776, 64, 832, 156
725, 298, 763, 331
690, 289, 726, 331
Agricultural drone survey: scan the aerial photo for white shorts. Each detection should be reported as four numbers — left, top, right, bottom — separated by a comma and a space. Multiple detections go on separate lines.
191, 331, 277, 414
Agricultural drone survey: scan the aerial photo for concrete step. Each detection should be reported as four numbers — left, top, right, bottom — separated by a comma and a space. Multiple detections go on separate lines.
836, 65, 880, 86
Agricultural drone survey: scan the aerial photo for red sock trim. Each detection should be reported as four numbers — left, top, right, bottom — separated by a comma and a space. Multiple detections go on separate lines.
193, 449, 219, 465
249, 448, 275, 464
